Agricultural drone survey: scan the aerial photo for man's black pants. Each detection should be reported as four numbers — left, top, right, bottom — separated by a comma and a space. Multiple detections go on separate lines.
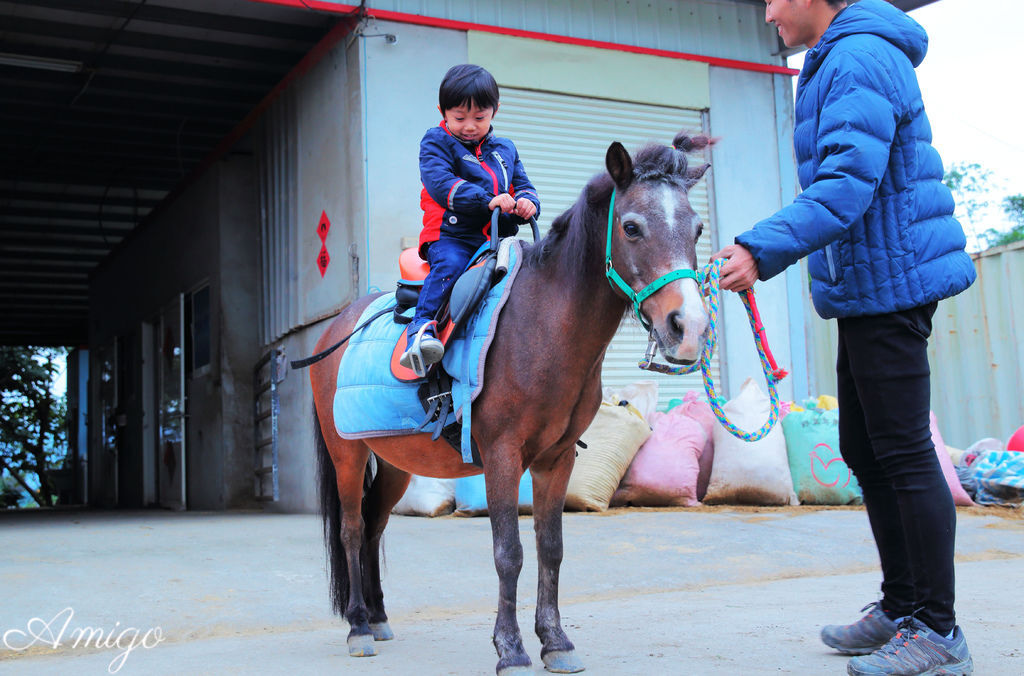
836, 301, 955, 634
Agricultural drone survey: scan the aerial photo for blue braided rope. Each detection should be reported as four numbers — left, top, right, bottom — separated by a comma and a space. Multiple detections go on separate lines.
637, 259, 784, 442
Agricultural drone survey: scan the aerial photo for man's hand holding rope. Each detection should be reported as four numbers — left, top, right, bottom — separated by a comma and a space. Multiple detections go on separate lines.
714, 243, 760, 293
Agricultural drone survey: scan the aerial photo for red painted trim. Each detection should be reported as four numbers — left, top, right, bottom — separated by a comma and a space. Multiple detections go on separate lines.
247, 0, 799, 76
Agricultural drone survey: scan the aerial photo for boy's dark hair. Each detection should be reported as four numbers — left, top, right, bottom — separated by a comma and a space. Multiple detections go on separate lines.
438, 64, 499, 112
826, 0, 850, 8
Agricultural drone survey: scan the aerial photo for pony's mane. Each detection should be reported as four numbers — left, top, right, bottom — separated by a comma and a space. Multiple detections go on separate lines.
524, 132, 711, 273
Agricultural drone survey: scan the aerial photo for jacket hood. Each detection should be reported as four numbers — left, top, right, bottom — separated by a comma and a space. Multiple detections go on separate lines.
803, 0, 928, 79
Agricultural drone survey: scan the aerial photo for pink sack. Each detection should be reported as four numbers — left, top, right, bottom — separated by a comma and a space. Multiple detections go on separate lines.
930, 411, 975, 507
611, 405, 706, 508
676, 391, 716, 502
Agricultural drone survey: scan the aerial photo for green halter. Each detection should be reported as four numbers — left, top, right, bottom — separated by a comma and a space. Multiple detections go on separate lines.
605, 187, 699, 331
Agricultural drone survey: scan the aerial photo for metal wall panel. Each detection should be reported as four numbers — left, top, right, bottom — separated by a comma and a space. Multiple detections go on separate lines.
929, 243, 1024, 448
256, 90, 300, 345
498, 89, 718, 405
808, 242, 1024, 449
318, 0, 780, 65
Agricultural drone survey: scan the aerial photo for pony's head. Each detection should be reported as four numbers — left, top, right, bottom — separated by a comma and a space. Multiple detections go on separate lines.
604, 131, 714, 365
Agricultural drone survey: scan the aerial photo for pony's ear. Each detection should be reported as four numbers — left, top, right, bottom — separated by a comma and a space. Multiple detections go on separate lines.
605, 141, 633, 189
684, 162, 711, 190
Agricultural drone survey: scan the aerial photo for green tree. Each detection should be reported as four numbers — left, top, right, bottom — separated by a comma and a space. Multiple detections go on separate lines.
977, 194, 1024, 249
943, 161, 993, 229
0, 346, 68, 508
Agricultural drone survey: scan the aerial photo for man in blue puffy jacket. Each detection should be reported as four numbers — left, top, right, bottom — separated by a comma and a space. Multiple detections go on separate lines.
714, 2, 976, 674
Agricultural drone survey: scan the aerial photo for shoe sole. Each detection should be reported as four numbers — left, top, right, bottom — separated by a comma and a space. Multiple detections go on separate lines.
830, 646, 879, 656
847, 657, 973, 676
822, 633, 888, 656
419, 342, 444, 364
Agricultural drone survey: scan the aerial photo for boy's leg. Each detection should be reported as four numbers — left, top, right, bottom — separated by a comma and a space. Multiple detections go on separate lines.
407, 237, 477, 339
839, 303, 956, 634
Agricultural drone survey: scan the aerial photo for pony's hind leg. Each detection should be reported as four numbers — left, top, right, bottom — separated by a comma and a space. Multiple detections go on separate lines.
362, 455, 412, 641
314, 412, 378, 658
335, 445, 379, 657
531, 453, 585, 674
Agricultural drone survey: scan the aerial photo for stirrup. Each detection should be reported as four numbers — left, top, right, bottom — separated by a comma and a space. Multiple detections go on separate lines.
400, 321, 443, 378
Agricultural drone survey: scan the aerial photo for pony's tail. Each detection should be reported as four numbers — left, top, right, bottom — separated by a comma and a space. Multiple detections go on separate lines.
672, 131, 719, 152
314, 404, 372, 616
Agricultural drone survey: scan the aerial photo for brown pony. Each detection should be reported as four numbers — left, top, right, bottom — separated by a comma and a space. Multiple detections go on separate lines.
309, 131, 713, 675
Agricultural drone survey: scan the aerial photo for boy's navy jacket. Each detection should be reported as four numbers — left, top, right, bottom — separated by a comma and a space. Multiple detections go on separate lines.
736, 0, 975, 319
418, 122, 540, 257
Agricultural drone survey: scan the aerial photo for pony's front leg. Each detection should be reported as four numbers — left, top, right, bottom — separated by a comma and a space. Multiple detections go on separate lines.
532, 454, 585, 674
485, 459, 532, 676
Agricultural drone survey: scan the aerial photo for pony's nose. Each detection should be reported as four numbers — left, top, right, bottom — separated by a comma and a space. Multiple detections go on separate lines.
667, 310, 686, 342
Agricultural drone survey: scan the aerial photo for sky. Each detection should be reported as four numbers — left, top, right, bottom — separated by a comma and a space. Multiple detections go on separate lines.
787, 0, 1024, 250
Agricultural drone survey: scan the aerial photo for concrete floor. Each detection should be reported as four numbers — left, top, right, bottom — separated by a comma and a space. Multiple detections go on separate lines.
1, 506, 1022, 675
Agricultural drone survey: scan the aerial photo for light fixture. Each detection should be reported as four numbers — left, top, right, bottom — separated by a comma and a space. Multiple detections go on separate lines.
0, 52, 83, 73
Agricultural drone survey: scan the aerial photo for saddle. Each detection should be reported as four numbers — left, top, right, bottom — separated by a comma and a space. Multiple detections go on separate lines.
386, 236, 515, 467
389, 237, 513, 382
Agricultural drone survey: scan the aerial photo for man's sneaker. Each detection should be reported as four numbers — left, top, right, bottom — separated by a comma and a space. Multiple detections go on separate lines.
822, 602, 899, 655
847, 617, 972, 676
399, 323, 444, 377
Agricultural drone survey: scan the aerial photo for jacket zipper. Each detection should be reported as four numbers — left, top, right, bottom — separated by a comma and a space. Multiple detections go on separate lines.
491, 151, 508, 191
476, 143, 501, 195
825, 244, 837, 283
476, 142, 502, 238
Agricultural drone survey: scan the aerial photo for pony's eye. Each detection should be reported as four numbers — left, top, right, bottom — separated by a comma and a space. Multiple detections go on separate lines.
695, 223, 704, 242
622, 221, 641, 238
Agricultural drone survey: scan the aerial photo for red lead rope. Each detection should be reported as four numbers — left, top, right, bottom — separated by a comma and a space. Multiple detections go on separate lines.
741, 289, 788, 381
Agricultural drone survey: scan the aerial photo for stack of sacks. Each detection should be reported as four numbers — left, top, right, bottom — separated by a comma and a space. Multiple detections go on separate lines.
684, 394, 718, 501
565, 400, 651, 511
703, 378, 798, 506
611, 391, 715, 507
782, 398, 862, 505
454, 471, 533, 517
392, 475, 456, 516
602, 381, 659, 421
929, 411, 976, 507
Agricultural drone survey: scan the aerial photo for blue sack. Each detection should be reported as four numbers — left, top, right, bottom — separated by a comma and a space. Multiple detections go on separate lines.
454, 471, 533, 516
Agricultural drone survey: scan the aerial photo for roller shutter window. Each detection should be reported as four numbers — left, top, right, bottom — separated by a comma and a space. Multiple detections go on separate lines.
497, 89, 720, 406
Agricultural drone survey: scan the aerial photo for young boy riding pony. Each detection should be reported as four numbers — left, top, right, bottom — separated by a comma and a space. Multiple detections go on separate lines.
400, 64, 540, 374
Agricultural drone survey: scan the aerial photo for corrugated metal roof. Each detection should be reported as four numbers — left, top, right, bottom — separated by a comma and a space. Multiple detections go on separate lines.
0, 0, 338, 345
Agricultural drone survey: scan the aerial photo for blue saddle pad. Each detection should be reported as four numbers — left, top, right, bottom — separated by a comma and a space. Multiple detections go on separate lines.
333, 240, 522, 463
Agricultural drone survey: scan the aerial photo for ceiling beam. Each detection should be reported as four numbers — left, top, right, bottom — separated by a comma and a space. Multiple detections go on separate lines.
18, 0, 330, 43
0, 222, 132, 238
3, 16, 309, 69
0, 250, 106, 263
0, 189, 162, 209
0, 206, 139, 223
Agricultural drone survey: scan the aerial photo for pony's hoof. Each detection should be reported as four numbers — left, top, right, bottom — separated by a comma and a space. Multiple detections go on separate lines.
496, 666, 534, 676
347, 633, 378, 657
370, 622, 394, 641
543, 650, 585, 673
